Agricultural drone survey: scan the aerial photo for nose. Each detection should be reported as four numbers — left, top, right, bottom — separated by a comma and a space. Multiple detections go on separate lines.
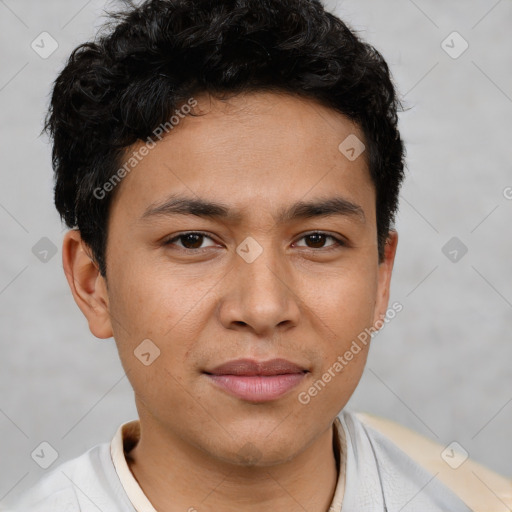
217, 242, 301, 336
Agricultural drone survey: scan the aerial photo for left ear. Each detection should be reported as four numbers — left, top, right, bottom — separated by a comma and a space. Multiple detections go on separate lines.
373, 230, 399, 325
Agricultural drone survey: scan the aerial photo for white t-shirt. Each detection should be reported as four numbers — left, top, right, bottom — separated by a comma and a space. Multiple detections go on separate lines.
2, 409, 472, 511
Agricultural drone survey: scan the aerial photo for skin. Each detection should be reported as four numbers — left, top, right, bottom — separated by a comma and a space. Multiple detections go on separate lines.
62, 91, 398, 512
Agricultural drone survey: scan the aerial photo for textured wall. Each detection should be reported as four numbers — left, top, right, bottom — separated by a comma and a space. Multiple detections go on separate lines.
0, 0, 510, 503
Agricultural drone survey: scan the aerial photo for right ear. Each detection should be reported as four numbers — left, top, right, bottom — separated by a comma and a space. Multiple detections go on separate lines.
61, 229, 113, 339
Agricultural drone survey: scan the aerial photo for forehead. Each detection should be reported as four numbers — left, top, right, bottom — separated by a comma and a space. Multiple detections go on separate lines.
109, 91, 375, 226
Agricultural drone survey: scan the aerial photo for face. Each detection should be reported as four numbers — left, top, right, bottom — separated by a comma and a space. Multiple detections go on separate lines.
64, 91, 397, 467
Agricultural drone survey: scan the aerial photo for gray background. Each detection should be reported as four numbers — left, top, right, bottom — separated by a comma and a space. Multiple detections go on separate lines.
1, 0, 511, 503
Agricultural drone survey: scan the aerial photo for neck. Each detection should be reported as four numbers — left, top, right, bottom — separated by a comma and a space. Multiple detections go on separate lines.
126, 418, 342, 512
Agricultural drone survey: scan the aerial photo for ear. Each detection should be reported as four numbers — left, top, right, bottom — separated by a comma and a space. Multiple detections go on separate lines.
373, 230, 399, 326
61, 229, 113, 339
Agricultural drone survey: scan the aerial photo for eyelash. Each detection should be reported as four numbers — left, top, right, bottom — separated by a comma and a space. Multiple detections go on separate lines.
162, 231, 346, 252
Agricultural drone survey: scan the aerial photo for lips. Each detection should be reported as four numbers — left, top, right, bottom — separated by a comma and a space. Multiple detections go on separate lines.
204, 358, 309, 402
205, 358, 308, 376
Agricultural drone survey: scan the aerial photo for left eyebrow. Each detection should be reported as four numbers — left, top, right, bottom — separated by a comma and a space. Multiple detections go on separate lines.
139, 194, 365, 224
276, 197, 366, 224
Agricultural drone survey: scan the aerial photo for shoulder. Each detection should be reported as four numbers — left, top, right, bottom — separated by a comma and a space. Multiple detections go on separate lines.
354, 411, 512, 512
3, 442, 115, 512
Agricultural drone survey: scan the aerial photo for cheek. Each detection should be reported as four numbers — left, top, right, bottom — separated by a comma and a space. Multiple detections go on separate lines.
106, 272, 203, 414
106, 262, 215, 387
305, 263, 379, 335
303, 263, 378, 391
108, 257, 209, 339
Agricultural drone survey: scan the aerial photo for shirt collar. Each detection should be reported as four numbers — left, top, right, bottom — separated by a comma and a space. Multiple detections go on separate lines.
110, 420, 157, 512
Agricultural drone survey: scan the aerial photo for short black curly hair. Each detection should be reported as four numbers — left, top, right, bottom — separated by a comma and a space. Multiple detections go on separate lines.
44, 0, 405, 277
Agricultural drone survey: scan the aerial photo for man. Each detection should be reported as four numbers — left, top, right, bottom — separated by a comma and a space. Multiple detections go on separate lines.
4, 0, 510, 510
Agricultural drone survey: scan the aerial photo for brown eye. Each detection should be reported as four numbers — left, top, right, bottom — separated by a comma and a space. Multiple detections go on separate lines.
305, 233, 328, 248
180, 233, 204, 249
164, 232, 217, 250
295, 232, 343, 249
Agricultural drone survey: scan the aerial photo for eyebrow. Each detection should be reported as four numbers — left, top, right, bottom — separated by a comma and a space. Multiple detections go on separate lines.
140, 194, 366, 224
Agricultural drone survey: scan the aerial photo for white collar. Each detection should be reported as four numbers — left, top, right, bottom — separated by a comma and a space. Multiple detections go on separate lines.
110, 420, 157, 512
